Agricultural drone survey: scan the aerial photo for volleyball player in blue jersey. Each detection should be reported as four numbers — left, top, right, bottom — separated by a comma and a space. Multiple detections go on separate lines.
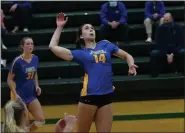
7, 37, 45, 131
49, 13, 138, 132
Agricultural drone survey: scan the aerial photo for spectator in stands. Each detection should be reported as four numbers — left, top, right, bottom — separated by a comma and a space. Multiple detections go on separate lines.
1, 9, 7, 68
3, 99, 77, 132
144, 1, 165, 43
150, 13, 184, 77
9, 1, 32, 33
1, 9, 7, 49
99, 1, 129, 45
1, 9, 7, 35
1, 47, 7, 68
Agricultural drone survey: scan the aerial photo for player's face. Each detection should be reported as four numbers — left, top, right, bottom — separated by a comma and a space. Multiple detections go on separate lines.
81, 24, 96, 41
23, 38, 34, 54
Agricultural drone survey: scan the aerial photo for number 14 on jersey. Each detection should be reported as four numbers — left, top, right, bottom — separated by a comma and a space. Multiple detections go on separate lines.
93, 54, 106, 63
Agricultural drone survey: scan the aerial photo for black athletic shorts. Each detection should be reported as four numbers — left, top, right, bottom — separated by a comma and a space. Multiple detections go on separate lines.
79, 92, 113, 108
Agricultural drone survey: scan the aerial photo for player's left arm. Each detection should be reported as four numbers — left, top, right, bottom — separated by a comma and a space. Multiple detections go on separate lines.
114, 49, 134, 66
105, 39, 136, 67
104, 40, 138, 75
114, 49, 138, 75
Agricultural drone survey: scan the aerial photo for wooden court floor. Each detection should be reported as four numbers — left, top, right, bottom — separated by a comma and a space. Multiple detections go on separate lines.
1, 99, 184, 132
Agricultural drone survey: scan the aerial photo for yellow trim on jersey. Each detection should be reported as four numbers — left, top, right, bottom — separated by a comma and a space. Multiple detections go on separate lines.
81, 73, 88, 96
20, 54, 34, 60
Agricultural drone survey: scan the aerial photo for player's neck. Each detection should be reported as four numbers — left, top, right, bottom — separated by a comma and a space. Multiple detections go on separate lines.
22, 53, 32, 59
85, 40, 96, 49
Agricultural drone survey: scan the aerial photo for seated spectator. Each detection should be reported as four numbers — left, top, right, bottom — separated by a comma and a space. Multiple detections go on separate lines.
1, 9, 7, 68
149, 13, 184, 77
1, 9, 7, 50
1, 48, 7, 68
9, 1, 32, 33
144, 1, 165, 43
99, 1, 129, 45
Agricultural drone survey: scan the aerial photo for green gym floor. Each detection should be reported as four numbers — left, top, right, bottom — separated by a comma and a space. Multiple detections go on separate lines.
1, 99, 184, 132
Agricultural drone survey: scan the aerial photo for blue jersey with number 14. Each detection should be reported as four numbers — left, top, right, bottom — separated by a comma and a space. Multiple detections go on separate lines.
71, 40, 119, 96
9, 54, 39, 103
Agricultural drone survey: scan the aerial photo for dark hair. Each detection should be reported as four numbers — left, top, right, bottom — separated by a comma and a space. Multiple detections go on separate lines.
19, 37, 33, 52
75, 24, 96, 49
75, 24, 86, 49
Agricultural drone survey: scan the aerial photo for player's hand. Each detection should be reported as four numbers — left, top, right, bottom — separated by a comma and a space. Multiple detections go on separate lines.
9, 4, 17, 12
55, 118, 66, 132
112, 21, 119, 29
128, 64, 138, 76
56, 12, 68, 27
55, 113, 77, 132
36, 86, 41, 96
64, 113, 77, 126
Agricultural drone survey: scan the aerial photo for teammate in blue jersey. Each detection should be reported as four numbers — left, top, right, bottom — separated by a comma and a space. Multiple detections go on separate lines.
49, 13, 138, 132
7, 37, 45, 131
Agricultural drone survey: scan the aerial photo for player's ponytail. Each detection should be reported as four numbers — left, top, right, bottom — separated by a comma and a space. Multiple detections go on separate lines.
75, 24, 86, 49
4, 99, 27, 132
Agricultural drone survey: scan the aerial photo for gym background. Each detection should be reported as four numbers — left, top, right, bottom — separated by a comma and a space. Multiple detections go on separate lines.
1, 1, 184, 132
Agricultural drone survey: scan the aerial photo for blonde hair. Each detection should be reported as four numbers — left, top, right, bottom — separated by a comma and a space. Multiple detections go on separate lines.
4, 99, 27, 132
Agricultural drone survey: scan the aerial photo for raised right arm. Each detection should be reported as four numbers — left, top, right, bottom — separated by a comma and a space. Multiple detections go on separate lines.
49, 13, 73, 61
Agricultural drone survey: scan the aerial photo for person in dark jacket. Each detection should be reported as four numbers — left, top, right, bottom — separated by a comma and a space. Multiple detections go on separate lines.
99, 1, 129, 45
144, 1, 165, 43
150, 13, 184, 77
9, 1, 32, 33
